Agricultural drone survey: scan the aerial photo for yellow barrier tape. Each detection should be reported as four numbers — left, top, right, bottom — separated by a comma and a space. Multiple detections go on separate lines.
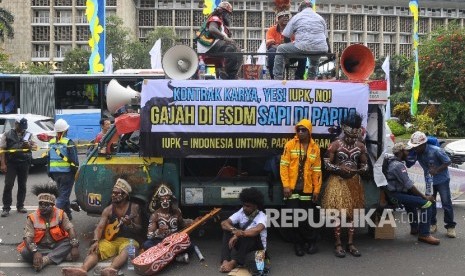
54, 148, 78, 167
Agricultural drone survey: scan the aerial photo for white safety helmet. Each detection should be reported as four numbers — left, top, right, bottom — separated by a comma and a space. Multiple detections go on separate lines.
54, 119, 69, 133
218, 1, 233, 13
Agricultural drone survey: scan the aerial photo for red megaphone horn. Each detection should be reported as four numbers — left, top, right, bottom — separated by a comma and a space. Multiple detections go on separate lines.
340, 44, 375, 81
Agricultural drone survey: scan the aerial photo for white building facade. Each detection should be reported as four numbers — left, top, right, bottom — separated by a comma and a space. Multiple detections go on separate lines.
1, 0, 464, 70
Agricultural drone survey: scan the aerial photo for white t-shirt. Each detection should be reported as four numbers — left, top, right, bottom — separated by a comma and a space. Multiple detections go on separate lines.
229, 208, 267, 249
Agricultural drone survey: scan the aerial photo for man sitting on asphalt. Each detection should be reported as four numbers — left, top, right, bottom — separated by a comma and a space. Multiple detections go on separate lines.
62, 178, 143, 276
384, 142, 439, 245
17, 183, 80, 272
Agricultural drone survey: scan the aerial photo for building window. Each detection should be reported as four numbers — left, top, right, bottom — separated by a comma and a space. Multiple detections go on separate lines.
76, 26, 89, 41
33, 44, 50, 58
32, 0, 50, 6
381, 6, 394, 15
33, 10, 50, 24
139, 10, 155, 26
367, 34, 379, 43
399, 35, 411, 44
32, 26, 50, 41
55, 44, 72, 58
350, 33, 362, 42
55, 10, 72, 24
54, 26, 72, 41
364, 5, 377, 14
383, 34, 393, 43
54, 0, 72, 6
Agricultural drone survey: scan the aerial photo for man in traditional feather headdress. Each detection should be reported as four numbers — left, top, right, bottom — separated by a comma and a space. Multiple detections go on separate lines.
273, 0, 330, 80
17, 183, 80, 272
266, 0, 306, 80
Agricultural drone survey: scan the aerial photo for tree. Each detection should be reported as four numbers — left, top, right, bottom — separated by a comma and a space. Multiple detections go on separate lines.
126, 27, 178, 69
105, 15, 132, 70
62, 48, 91, 73
418, 22, 465, 136
0, 7, 14, 41
419, 23, 465, 102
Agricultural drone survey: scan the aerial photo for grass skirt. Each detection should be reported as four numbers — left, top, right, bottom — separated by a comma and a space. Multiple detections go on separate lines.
322, 174, 364, 220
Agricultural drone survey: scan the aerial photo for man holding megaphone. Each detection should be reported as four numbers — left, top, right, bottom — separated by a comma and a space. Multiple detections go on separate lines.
196, 1, 242, 80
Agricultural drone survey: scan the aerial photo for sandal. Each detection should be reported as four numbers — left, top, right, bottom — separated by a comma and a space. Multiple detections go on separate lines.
346, 243, 361, 257
334, 244, 346, 258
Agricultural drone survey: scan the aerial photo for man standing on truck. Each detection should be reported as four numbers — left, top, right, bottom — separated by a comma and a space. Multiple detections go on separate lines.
1, 118, 35, 217
196, 1, 242, 79
407, 131, 457, 238
273, 0, 330, 80
48, 119, 79, 220
62, 178, 143, 276
280, 118, 322, 256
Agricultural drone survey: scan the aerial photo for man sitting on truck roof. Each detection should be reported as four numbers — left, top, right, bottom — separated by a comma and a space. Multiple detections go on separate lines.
273, 0, 330, 80
62, 178, 143, 276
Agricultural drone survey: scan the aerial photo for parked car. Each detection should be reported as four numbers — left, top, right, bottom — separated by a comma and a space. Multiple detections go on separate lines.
444, 139, 465, 165
0, 114, 55, 166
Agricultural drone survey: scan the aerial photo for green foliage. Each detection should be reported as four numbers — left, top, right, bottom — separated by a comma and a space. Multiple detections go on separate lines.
62, 48, 91, 74
392, 103, 411, 125
419, 22, 465, 103
387, 119, 406, 136
0, 50, 20, 73
0, 7, 14, 41
412, 114, 448, 137
126, 27, 177, 69
421, 104, 438, 119
26, 62, 51, 74
438, 101, 465, 137
105, 16, 178, 70
106, 15, 132, 70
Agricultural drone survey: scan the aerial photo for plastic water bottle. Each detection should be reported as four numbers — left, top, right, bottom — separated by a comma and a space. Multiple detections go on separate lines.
262, 66, 267, 80
127, 239, 136, 270
198, 57, 206, 80
425, 162, 434, 196
255, 250, 265, 274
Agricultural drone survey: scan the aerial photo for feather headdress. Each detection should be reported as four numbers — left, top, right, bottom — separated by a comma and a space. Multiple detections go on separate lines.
32, 183, 59, 204
274, 0, 291, 18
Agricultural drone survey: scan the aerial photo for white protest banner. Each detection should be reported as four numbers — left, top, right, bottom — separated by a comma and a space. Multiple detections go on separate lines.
140, 80, 369, 157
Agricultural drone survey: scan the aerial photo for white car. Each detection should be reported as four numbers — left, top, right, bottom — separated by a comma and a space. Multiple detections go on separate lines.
444, 139, 465, 165
0, 114, 55, 166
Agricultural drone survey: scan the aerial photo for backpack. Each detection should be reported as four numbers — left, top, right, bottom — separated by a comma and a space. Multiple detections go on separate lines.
195, 20, 215, 47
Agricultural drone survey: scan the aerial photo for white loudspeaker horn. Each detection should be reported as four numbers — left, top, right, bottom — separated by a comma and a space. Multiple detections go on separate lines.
106, 79, 141, 115
162, 45, 199, 80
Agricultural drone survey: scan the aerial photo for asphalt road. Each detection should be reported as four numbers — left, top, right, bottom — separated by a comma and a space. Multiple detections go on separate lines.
1, 162, 465, 276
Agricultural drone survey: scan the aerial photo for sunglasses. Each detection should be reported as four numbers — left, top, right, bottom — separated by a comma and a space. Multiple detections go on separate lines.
278, 15, 290, 19
39, 202, 52, 207
112, 191, 123, 196
297, 128, 308, 133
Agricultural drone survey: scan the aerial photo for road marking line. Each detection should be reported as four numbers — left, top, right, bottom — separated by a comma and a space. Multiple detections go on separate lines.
0, 262, 111, 267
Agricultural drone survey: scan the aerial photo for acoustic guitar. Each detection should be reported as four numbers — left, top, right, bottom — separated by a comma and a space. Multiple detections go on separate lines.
104, 213, 137, 241
133, 207, 221, 275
